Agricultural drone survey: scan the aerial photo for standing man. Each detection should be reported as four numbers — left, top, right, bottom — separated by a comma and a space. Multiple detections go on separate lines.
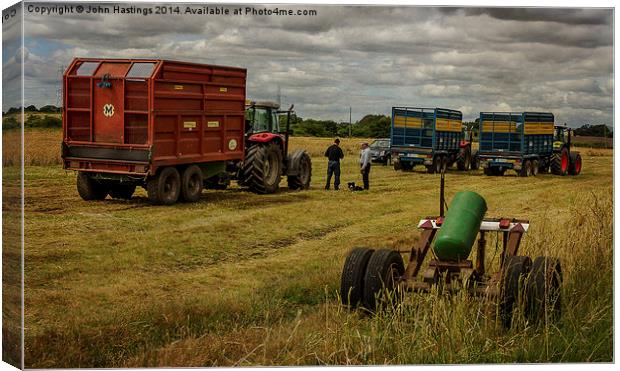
359, 142, 371, 190
324, 138, 344, 190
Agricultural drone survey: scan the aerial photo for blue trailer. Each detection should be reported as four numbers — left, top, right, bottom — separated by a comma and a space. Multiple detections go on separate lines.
390, 107, 474, 173
478, 112, 582, 177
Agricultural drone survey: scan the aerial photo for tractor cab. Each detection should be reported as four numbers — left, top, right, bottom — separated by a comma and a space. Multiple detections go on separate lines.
553, 125, 572, 151
245, 100, 281, 135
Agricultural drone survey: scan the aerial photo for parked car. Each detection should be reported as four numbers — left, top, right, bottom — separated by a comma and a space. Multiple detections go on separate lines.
370, 138, 391, 165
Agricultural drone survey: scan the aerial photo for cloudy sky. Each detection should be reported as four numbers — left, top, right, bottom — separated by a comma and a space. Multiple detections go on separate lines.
2, 2, 614, 126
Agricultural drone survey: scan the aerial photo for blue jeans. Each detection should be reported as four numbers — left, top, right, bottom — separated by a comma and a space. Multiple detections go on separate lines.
326, 161, 341, 189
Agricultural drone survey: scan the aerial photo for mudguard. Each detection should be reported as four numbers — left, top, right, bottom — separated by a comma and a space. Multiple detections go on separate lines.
287, 149, 309, 176
248, 132, 284, 143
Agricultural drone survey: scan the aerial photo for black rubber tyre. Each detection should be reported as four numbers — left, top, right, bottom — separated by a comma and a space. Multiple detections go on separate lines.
180, 165, 203, 202
499, 255, 532, 328
362, 249, 405, 312
519, 160, 532, 177
109, 184, 136, 200
340, 248, 375, 308
287, 150, 312, 190
456, 146, 471, 171
525, 256, 562, 324
568, 152, 582, 176
531, 160, 539, 176
242, 143, 283, 194
551, 148, 569, 176
470, 151, 480, 170
146, 167, 181, 205
76, 172, 108, 201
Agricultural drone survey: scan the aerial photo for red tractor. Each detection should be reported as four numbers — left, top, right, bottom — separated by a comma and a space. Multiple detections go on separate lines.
238, 100, 312, 193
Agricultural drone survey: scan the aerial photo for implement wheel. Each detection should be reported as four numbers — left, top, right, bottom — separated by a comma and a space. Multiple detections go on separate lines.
520, 160, 532, 177
181, 165, 203, 202
362, 249, 405, 312
525, 257, 562, 324
499, 255, 532, 328
77, 172, 108, 201
147, 167, 181, 205
340, 248, 375, 308
551, 148, 569, 176
109, 184, 136, 200
242, 142, 283, 194
568, 152, 582, 176
287, 150, 312, 190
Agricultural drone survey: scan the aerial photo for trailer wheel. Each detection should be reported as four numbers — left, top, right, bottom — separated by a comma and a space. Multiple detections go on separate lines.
76, 172, 108, 201
531, 160, 539, 176
401, 162, 413, 171
550, 148, 569, 176
470, 151, 480, 170
242, 143, 282, 194
287, 150, 312, 190
456, 146, 471, 171
519, 160, 532, 177
568, 153, 582, 176
362, 249, 405, 312
499, 255, 532, 328
393, 160, 402, 171
147, 167, 181, 205
109, 184, 136, 200
180, 165, 203, 202
525, 257, 562, 324
430, 155, 443, 174
340, 248, 375, 308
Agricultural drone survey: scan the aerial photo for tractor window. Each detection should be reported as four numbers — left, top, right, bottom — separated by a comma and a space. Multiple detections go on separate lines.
554, 128, 566, 142
271, 111, 280, 133
252, 108, 270, 133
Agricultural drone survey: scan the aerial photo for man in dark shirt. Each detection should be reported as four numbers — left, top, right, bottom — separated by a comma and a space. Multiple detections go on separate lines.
324, 138, 344, 190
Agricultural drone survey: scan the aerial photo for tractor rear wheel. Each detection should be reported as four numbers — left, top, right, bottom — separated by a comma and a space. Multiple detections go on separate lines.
340, 248, 375, 308
242, 143, 282, 194
180, 165, 203, 202
499, 255, 532, 328
551, 148, 569, 176
287, 150, 312, 190
147, 167, 181, 205
470, 150, 481, 170
456, 146, 471, 171
569, 153, 582, 176
362, 249, 405, 312
525, 256, 562, 324
109, 184, 136, 200
77, 172, 109, 201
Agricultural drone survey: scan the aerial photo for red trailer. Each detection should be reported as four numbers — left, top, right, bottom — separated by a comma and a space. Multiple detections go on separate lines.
62, 58, 311, 204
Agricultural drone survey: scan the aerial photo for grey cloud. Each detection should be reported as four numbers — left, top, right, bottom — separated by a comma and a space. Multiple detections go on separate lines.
464, 8, 612, 25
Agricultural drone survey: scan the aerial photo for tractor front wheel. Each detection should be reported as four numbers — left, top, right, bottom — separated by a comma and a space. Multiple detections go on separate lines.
147, 167, 181, 205
242, 143, 283, 194
362, 249, 405, 312
340, 248, 375, 308
77, 172, 109, 201
569, 153, 582, 175
287, 150, 312, 190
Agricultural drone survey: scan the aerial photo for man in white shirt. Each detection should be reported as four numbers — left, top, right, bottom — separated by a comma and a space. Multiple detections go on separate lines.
359, 142, 371, 190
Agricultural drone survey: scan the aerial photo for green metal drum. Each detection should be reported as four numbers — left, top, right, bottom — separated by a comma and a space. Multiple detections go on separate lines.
433, 191, 487, 261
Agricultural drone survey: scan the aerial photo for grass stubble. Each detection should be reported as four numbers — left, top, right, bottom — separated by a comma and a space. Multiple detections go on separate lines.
2, 129, 612, 366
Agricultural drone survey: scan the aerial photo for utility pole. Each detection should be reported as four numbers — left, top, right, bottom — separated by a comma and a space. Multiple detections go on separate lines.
349, 106, 352, 138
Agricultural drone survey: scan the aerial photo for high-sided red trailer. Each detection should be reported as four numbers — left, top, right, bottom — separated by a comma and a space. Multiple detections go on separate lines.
62, 58, 311, 204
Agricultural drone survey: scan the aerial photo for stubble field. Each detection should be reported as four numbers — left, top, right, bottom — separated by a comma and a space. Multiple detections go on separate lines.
2, 128, 613, 367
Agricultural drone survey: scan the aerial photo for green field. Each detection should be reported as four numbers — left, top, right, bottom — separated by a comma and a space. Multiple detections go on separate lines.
6, 131, 613, 366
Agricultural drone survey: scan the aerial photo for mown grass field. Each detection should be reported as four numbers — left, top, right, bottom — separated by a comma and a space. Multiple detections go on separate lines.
5, 129, 613, 367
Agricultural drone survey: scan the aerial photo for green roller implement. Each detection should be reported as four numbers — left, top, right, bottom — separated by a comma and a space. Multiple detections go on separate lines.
433, 191, 487, 261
